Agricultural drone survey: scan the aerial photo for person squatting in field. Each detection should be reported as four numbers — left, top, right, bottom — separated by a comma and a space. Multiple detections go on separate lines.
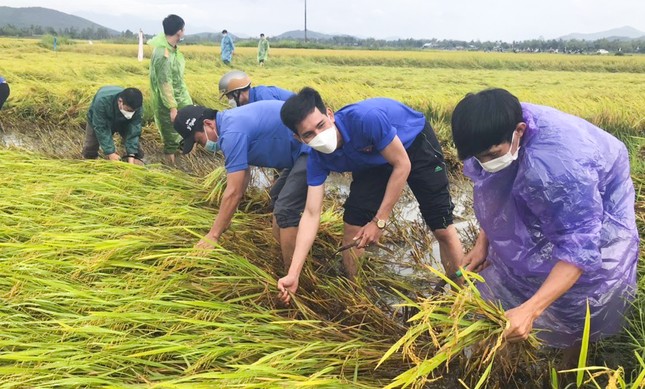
451, 88, 639, 361
82, 86, 144, 164
173, 101, 310, 268
276, 87, 465, 304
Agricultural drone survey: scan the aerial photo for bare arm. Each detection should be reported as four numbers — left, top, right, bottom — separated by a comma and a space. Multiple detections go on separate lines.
287, 184, 324, 277
277, 184, 325, 303
464, 228, 489, 272
198, 169, 250, 247
354, 135, 411, 248
375, 135, 411, 221
504, 261, 583, 341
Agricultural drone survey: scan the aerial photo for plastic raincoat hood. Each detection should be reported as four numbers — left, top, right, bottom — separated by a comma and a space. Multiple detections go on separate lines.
147, 33, 171, 50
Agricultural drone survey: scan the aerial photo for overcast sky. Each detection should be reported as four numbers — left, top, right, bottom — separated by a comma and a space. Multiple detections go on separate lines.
5, 0, 645, 41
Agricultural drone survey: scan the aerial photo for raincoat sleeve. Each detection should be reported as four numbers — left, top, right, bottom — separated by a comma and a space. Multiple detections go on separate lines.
91, 102, 116, 155
177, 68, 193, 107
151, 49, 178, 109
518, 153, 603, 272
124, 109, 143, 156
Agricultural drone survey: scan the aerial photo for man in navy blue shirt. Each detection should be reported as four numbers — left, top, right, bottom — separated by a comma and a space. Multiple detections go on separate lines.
276, 87, 464, 304
174, 101, 309, 268
218, 70, 294, 108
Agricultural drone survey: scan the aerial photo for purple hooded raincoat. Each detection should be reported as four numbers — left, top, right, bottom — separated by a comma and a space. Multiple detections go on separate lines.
464, 103, 639, 348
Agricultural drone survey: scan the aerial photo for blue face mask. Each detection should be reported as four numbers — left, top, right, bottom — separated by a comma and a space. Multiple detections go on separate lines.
205, 140, 220, 153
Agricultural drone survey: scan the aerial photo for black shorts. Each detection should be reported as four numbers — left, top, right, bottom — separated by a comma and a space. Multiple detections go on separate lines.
343, 122, 454, 231
269, 154, 309, 228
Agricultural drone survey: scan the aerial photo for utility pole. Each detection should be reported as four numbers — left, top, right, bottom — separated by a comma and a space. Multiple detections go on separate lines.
304, 0, 308, 43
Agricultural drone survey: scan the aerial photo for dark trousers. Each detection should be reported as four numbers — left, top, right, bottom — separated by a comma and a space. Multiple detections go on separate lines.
343, 122, 455, 231
82, 123, 144, 159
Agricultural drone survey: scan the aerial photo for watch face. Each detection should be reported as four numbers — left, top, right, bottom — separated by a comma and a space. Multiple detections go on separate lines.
377, 220, 386, 229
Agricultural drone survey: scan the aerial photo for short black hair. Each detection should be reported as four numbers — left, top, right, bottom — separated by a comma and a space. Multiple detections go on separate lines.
280, 87, 327, 134
163, 14, 185, 36
260, 33, 265, 37
222, 29, 228, 34
119, 88, 143, 110
451, 88, 523, 160
202, 108, 218, 123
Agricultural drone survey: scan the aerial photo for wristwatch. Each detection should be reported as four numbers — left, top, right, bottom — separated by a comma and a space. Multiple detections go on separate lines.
372, 217, 387, 229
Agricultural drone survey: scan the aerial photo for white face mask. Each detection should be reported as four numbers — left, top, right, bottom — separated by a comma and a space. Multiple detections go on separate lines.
478, 132, 520, 173
120, 109, 135, 120
307, 125, 338, 154
228, 98, 237, 108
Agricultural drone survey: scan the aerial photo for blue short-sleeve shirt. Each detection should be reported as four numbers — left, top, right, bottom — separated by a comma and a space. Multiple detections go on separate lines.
306, 98, 425, 186
249, 86, 295, 103
216, 100, 309, 174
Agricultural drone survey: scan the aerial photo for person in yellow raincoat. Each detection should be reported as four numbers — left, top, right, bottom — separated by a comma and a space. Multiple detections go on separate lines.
148, 14, 193, 163
257, 33, 269, 66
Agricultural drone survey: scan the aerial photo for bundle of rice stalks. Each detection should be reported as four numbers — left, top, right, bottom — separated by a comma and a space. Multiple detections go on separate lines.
378, 267, 540, 389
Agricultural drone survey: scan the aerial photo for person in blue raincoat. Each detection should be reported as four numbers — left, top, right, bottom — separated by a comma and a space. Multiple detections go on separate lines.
451, 88, 639, 356
220, 29, 235, 65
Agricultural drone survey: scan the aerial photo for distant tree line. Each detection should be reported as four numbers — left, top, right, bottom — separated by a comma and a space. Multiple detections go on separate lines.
238, 36, 644, 54
1, 24, 642, 53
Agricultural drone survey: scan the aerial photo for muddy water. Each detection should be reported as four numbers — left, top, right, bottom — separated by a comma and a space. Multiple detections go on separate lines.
324, 171, 477, 274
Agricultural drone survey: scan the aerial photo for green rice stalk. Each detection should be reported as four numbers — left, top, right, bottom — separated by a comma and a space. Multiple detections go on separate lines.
378, 267, 540, 388
577, 300, 592, 387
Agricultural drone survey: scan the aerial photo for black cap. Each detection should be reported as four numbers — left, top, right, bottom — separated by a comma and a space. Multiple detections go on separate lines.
174, 105, 217, 154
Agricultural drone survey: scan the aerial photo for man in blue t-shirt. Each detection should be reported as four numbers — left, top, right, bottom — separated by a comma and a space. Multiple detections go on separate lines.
276, 87, 464, 304
218, 70, 294, 108
174, 101, 309, 268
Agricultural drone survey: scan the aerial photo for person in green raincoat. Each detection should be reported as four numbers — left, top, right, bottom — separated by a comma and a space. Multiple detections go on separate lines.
257, 33, 269, 66
82, 86, 144, 164
148, 14, 193, 163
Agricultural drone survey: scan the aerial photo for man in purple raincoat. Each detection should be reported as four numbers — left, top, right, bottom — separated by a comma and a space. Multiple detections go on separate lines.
451, 88, 639, 353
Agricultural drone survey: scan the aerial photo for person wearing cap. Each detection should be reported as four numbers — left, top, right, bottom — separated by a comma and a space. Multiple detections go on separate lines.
82, 86, 144, 164
174, 101, 310, 268
0, 75, 9, 110
257, 33, 270, 66
276, 87, 465, 304
451, 88, 638, 356
221, 29, 235, 66
148, 14, 193, 163
219, 70, 294, 108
